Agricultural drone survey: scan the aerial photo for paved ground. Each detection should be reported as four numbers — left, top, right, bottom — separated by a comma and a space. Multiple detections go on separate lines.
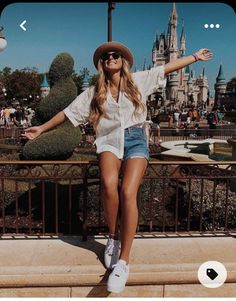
0, 234, 236, 297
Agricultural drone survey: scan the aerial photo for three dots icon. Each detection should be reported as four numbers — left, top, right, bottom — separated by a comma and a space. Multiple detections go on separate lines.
204, 24, 220, 29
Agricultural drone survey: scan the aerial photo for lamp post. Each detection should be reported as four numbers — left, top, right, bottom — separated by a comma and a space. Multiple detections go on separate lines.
108, 2, 116, 41
0, 26, 7, 52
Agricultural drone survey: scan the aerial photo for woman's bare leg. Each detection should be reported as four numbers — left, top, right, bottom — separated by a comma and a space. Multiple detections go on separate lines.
119, 158, 148, 263
99, 151, 122, 236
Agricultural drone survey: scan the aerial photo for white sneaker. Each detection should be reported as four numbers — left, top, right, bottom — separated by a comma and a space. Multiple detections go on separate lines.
107, 259, 129, 293
104, 238, 120, 269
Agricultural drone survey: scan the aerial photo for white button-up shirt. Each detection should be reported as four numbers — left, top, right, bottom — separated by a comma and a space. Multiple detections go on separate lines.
63, 65, 166, 159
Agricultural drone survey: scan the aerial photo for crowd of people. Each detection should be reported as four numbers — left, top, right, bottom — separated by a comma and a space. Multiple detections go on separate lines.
0, 102, 226, 145
170, 107, 225, 129
146, 106, 227, 143
0, 105, 35, 129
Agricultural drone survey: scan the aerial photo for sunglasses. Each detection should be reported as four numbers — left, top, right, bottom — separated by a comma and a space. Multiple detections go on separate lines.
100, 52, 122, 61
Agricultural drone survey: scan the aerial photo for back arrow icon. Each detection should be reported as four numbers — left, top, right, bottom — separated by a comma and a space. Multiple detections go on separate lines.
20, 20, 27, 31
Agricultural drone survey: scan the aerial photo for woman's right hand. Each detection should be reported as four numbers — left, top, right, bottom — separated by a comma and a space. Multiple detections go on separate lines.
21, 126, 43, 140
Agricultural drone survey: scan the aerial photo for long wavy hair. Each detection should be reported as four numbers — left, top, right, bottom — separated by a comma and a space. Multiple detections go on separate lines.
89, 58, 144, 128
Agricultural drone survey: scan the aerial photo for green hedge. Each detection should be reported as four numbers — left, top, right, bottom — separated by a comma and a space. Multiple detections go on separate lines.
22, 120, 82, 160
35, 78, 77, 123
22, 52, 82, 160
48, 52, 74, 84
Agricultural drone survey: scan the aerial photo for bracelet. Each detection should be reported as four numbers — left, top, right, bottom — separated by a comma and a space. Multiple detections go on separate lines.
192, 53, 199, 62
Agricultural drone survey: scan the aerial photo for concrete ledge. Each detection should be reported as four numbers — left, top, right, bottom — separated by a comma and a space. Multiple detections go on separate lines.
0, 235, 236, 297
0, 262, 236, 288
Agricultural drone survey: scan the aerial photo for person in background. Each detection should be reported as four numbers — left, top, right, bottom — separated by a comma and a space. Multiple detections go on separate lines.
150, 112, 161, 144
13, 106, 24, 127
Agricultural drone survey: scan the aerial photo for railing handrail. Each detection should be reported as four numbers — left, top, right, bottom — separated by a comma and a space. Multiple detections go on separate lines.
0, 160, 236, 165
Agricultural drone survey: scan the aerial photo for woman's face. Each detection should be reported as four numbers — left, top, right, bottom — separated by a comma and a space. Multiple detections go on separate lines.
101, 51, 123, 73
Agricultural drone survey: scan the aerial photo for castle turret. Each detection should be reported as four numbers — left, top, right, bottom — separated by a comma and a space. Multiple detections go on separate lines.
168, 2, 178, 61
158, 33, 166, 55
143, 57, 147, 71
81, 68, 90, 91
153, 32, 167, 65
187, 71, 192, 85
185, 65, 190, 75
152, 36, 158, 65
186, 71, 195, 106
166, 22, 170, 48
197, 67, 209, 108
202, 67, 205, 78
40, 74, 50, 99
179, 19, 186, 56
214, 64, 227, 107
168, 71, 179, 102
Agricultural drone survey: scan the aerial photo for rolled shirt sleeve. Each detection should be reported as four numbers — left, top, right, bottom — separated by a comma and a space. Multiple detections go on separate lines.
63, 86, 95, 127
132, 65, 167, 99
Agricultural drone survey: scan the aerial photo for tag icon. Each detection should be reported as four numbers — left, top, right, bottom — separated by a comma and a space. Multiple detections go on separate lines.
198, 261, 227, 288
206, 268, 218, 280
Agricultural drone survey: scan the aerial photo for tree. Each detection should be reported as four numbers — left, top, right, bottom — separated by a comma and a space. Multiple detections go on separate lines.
89, 74, 98, 86
2, 67, 12, 78
6, 69, 41, 104
71, 70, 83, 95
72, 68, 97, 95
0, 67, 12, 100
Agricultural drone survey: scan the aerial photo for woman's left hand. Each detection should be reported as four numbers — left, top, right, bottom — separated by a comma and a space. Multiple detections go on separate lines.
195, 48, 213, 61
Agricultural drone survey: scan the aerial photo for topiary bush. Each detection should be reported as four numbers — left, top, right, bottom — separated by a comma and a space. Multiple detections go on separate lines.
22, 53, 82, 160
22, 120, 81, 160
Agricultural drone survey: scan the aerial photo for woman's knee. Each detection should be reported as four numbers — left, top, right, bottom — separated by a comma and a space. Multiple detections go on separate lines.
120, 185, 137, 204
101, 175, 119, 195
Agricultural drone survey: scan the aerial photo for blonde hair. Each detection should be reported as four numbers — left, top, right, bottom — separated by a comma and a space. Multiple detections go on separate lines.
89, 58, 144, 127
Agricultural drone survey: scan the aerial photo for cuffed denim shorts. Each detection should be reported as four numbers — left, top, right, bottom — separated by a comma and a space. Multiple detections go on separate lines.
123, 127, 149, 161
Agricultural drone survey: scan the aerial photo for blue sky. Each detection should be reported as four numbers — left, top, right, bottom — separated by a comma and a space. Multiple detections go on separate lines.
0, 2, 235, 93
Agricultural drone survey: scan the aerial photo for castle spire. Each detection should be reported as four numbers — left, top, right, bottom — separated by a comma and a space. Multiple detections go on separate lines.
40, 73, 50, 98
185, 65, 190, 74
143, 57, 147, 71
168, 2, 178, 60
214, 64, 226, 106
187, 70, 192, 84
202, 66, 207, 79
180, 18, 186, 56
216, 64, 226, 82
152, 36, 157, 50
81, 67, 90, 91
170, 2, 177, 21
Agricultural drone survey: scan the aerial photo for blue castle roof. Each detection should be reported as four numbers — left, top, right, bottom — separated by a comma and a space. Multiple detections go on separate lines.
41, 74, 50, 88
187, 71, 192, 84
216, 64, 226, 82
83, 72, 89, 82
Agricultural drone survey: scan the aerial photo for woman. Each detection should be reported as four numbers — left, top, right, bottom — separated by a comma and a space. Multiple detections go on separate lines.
22, 41, 212, 293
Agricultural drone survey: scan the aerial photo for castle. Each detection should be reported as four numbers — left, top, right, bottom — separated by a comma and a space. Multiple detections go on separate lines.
147, 3, 209, 114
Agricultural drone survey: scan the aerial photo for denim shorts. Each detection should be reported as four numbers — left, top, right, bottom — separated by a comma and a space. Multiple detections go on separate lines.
123, 127, 149, 161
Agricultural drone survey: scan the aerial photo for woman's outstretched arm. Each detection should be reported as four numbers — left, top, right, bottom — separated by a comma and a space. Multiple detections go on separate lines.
21, 111, 66, 140
164, 48, 213, 76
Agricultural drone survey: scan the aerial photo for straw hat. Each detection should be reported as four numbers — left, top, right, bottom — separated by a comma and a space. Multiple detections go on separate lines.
93, 41, 133, 69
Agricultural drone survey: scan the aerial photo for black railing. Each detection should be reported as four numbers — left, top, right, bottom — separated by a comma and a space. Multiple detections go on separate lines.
0, 127, 23, 140
0, 161, 236, 240
0, 126, 234, 145
156, 128, 235, 142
